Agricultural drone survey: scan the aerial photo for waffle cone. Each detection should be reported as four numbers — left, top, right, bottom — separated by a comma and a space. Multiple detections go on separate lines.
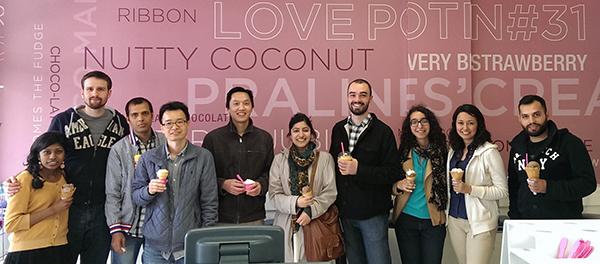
450, 169, 464, 181
61, 183, 75, 199
525, 161, 540, 179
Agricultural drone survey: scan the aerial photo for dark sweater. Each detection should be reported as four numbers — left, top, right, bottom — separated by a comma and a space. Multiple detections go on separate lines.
508, 120, 596, 219
203, 119, 274, 223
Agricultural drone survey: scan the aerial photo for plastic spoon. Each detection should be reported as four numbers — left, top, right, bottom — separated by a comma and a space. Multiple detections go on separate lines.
576, 241, 592, 258
236, 174, 244, 182
582, 246, 594, 258
567, 239, 585, 258
557, 237, 568, 258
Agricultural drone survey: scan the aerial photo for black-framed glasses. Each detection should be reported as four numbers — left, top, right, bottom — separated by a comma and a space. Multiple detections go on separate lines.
162, 120, 187, 128
410, 119, 430, 127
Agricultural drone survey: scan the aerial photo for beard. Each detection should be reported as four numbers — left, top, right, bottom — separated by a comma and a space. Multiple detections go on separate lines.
523, 119, 548, 137
349, 102, 369, 116
85, 97, 106, 109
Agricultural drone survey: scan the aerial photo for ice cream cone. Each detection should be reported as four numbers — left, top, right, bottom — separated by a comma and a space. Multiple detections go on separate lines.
525, 161, 540, 179
61, 183, 75, 199
405, 169, 416, 182
157, 169, 169, 184
450, 168, 464, 182
301, 186, 313, 197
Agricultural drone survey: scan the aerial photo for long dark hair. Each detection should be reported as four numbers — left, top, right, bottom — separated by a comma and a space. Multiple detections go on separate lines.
398, 105, 446, 156
25, 131, 67, 189
448, 104, 491, 151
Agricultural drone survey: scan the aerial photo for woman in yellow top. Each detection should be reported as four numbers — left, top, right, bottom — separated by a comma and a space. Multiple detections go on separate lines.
4, 131, 74, 264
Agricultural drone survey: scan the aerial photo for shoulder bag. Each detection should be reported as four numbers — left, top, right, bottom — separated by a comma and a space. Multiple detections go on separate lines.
303, 152, 346, 261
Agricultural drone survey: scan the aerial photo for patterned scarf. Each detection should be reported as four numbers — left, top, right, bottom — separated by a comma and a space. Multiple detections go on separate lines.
288, 142, 316, 196
400, 143, 448, 211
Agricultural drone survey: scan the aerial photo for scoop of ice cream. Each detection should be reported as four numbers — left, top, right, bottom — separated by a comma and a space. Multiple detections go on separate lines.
525, 161, 540, 179
157, 169, 169, 179
61, 183, 75, 199
301, 186, 313, 197
157, 169, 169, 184
526, 161, 540, 169
450, 168, 464, 181
405, 169, 416, 182
134, 154, 141, 163
243, 179, 255, 191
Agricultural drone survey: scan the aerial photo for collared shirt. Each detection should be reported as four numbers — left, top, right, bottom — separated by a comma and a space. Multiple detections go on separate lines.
346, 113, 372, 153
162, 142, 188, 261
165, 142, 188, 208
129, 133, 157, 238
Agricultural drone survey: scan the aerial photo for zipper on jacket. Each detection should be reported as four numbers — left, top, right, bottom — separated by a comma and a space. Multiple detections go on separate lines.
237, 135, 243, 223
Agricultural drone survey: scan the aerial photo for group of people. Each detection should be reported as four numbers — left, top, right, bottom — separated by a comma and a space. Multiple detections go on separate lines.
2, 72, 596, 264
390, 95, 596, 264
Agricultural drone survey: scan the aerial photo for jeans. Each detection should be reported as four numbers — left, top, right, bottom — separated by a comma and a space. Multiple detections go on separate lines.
65, 203, 111, 264
111, 234, 144, 264
394, 212, 446, 264
340, 214, 391, 264
142, 245, 185, 264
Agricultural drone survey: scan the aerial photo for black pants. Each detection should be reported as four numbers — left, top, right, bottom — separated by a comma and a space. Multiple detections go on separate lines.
394, 212, 446, 264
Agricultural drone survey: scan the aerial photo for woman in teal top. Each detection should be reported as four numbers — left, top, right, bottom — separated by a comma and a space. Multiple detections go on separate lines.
392, 105, 448, 264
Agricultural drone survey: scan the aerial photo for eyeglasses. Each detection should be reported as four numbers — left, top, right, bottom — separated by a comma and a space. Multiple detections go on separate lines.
410, 119, 430, 127
162, 120, 187, 128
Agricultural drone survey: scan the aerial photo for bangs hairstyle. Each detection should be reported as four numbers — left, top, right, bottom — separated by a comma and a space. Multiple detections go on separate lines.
25, 131, 67, 189
398, 105, 446, 154
286, 113, 316, 140
448, 104, 492, 151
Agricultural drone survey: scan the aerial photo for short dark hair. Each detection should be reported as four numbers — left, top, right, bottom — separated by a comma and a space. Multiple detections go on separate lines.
226, 87, 254, 109
159, 101, 189, 125
125, 97, 153, 116
519, 94, 547, 113
448, 104, 492, 151
287, 113, 316, 140
81, 70, 112, 90
25, 131, 67, 189
348, 78, 372, 95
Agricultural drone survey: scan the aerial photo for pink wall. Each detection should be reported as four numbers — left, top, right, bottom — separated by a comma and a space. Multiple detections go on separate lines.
1, 0, 599, 180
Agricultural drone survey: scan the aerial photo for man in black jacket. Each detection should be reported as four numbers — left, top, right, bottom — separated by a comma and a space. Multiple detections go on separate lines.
508, 95, 596, 219
329, 79, 400, 264
203, 87, 274, 225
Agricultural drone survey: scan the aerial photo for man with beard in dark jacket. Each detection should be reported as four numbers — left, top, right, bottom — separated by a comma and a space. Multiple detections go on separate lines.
329, 79, 401, 264
508, 95, 596, 219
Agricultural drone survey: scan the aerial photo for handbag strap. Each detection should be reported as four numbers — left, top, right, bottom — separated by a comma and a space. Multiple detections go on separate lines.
308, 151, 320, 190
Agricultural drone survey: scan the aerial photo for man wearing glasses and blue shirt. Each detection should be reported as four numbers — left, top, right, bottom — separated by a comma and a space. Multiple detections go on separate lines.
132, 101, 218, 264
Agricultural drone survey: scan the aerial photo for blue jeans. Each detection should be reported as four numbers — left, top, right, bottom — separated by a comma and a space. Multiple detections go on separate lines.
341, 214, 391, 264
65, 203, 111, 264
394, 212, 446, 264
142, 245, 184, 264
111, 234, 144, 264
